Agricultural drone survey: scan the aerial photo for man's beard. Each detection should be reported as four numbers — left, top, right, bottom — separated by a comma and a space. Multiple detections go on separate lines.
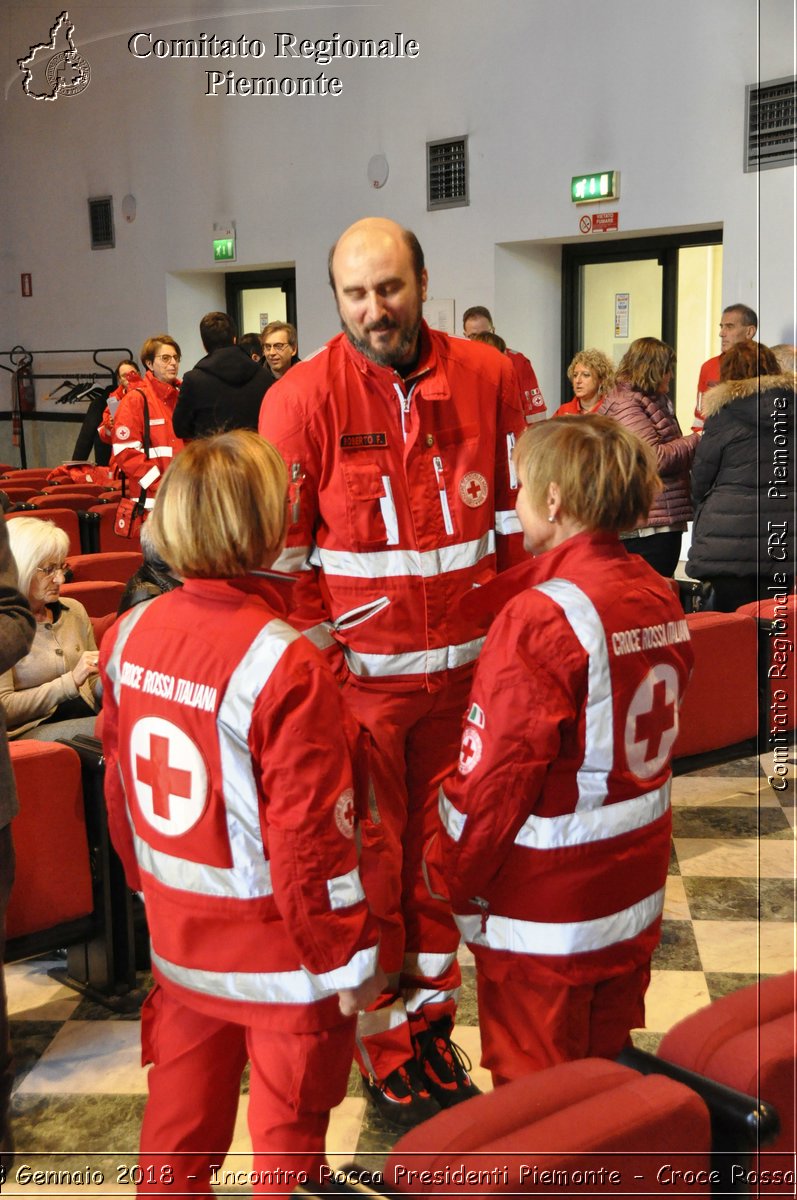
341, 309, 422, 368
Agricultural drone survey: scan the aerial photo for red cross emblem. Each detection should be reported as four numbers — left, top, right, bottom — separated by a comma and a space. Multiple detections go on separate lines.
458, 727, 483, 775
624, 665, 680, 780
459, 472, 488, 508
130, 717, 208, 836
335, 788, 356, 839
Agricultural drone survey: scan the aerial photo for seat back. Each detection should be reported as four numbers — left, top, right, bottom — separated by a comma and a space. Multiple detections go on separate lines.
60, 579, 125, 617
40, 483, 113, 498
86, 503, 142, 552
385, 1059, 711, 1196
674, 611, 758, 760
28, 492, 97, 514
658, 973, 797, 1177
738, 595, 797, 744
5, 507, 82, 556
5, 741, 93, 945
66, 551, 142, 584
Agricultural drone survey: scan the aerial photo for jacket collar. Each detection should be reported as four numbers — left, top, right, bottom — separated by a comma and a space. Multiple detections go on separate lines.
338, 321, 451, 401
704, 371, 796, 417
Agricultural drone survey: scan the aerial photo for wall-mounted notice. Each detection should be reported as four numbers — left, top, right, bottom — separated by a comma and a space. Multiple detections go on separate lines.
615, 292, 630, 338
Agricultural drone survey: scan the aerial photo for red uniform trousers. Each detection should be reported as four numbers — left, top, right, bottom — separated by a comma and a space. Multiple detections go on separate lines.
137, 985, 354, 1198
473, 951, 650, 1088
343, 672, 471, 1080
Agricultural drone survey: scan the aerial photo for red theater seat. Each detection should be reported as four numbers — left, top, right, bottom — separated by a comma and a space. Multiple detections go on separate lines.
91, 612, 118, 648
6, 507, 82, 556
60, 579, 125, 617
673, 611, 758, 759
5, 741, 93, 942
738, 595, 797, 743
28, 492, 97, 514
66, 551, 142, 584
383, 1059, 711, 1196
86, 504, 142, 552
658, 974, 797, 1187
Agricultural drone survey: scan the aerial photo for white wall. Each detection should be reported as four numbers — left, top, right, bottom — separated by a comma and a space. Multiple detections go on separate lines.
1, 0, 794, 418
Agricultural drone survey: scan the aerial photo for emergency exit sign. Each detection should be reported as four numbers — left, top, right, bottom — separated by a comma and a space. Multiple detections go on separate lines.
571, 171, 619, 204
213, 237, 236, 262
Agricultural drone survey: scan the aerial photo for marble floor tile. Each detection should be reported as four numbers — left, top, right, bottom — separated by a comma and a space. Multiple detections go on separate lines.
662, 874, 690, 921
692, 919, 797, 974
18, 1022, 147, 1096
704, 972, 772, 1002
675, 837, 796, 878
651, 920, 702, 971
671, 806, 792, 840
643, 970, 711, 1034
6, 959, 81, 1024
670, 777, 763, 806
683, 875, 796, 921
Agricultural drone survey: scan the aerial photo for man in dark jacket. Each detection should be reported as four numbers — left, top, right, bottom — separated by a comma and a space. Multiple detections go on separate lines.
172, 312, 272, 439
0, 519, 35, 1170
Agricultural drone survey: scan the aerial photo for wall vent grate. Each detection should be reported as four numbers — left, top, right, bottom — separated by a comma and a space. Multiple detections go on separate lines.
88, 196, 115, 248
427, 137, 469, 210
745, 76, 797, 171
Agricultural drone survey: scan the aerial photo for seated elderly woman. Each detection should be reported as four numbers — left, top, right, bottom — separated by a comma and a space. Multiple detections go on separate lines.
1, 518, 100, 740
554, 348, 615, 416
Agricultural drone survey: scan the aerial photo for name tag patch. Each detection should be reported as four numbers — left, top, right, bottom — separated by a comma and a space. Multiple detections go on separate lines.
340, 432, 388, 450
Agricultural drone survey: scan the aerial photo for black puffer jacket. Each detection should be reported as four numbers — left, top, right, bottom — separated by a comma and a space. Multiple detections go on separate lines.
172, 346, 273, 439
687, 372, 796, 578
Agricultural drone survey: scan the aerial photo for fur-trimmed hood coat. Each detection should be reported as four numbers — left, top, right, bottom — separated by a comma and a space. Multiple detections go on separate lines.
687, 372, 796, 580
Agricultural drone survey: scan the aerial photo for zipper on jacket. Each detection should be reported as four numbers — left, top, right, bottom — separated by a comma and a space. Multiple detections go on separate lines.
289, 462, 304, 524
393, 381, 417, 443
433, 456, 454, 535
472, 895, 490, 935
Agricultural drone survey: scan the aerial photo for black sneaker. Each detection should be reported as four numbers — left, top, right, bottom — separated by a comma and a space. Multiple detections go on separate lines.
362, 1058, 442, 1131
415, 1018, 482, 1108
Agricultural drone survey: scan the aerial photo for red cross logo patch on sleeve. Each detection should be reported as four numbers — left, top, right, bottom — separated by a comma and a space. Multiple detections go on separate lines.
115, 425, 130, 441
335, 788, 356, 839
458, 727, 483, 775
459, 472, 488, 508
624, 664, 680, 781
130, 716, 209, 836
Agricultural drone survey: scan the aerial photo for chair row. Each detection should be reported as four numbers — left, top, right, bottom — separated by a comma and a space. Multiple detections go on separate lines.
5, 503, 141, 553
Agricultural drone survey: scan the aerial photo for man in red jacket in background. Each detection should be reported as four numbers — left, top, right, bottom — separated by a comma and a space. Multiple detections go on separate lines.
691, 303, 757, 432
462, 305, 546, 423
260, 217, 528, 1130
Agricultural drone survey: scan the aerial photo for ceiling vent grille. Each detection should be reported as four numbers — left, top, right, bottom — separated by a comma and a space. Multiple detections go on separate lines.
745, 76, 797, 171
427, 137, 469, 210
88, 196, 115, 249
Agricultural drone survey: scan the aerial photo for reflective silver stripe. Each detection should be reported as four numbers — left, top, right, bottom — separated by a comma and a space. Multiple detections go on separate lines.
357, 997, 407, 1038
507, 433, 518, 490
345, 635, 484, 678
152, 944, 379, 1005
455, 886, 665, 956
135, 834, 273, 899
113, 440, 143, 453
149, 418, 166, 426
302, 622, 337, 651
104, 602, 154, 702
327, 868, 365, 910
403, 985, 460, 1013
273, 544, 313, 573
318, 533, 494, 580
535, 579, 612, 811
143, 496, 157, 510
148, 446, 174, 459
439, 786, 467, 842
495, 509, 521, 535
139, 466, 160, 490
402, 950, 457, 979
514, 780, 671, 850
380, 475, 399, 545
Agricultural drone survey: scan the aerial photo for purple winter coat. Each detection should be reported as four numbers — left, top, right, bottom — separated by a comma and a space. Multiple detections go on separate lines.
598, 382, 699, 528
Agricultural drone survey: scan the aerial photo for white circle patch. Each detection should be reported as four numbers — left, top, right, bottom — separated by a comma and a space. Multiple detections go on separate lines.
458, 727, 483, 775
115, 425, 131, 441
335, 788, 356, 838
459, 472, 488, 508
624, 664, 680, 781
130, 716, 208, 837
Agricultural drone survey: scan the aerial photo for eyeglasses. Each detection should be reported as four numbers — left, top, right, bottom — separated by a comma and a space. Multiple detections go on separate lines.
154, 353, 180, 364
36, 563, 68, 578
262, 342, 290, 352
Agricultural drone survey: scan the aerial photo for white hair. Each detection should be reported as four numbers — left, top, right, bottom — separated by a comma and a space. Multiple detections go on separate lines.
7, 517, 69, 598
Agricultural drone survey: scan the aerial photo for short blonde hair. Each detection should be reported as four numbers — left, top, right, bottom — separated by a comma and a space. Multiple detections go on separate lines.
566, 348, 615, 397
148, 430, 287, 578
513, 414, 660, 534
8, 518, 69, 598
615, 337, 676, 396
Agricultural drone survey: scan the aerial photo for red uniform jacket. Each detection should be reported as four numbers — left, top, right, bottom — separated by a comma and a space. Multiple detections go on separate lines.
437, 533, 694, 985
507, 347, 546, 422
100, 576, 378, 1031
111, 372, 184, 508
259, 324, 527, 688
692, 353, 721, 432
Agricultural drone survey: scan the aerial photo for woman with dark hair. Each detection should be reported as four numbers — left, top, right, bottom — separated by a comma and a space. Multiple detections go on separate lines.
598, 337, 699, 576
687, 341, 795, 610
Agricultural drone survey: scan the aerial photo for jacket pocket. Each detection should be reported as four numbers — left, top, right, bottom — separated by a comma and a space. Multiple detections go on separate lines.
341, 461, 392, 550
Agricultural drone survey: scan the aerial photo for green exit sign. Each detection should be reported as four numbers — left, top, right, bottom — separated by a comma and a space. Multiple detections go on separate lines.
571, 171, 619, 204
213, 237, 236, 262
